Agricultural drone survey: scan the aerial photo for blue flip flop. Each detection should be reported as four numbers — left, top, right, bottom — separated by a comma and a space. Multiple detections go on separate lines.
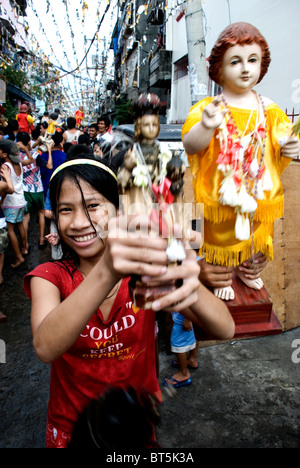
162, 376, 192, 388
171, 359, 199, 370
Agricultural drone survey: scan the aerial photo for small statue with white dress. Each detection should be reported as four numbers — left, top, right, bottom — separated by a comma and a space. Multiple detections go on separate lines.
117, 93, 187, 308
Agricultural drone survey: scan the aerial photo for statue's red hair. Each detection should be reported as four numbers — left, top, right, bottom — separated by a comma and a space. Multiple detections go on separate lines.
208, 22, 271, 85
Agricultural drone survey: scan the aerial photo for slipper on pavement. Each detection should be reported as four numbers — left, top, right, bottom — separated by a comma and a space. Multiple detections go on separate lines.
162, 376, 192, 388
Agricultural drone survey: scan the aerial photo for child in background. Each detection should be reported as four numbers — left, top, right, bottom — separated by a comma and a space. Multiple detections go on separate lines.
0, 164, 14, 283
41, 111, 50, 125
0, 140, 33, 267
31, 122, 52, 153
182, 22, 300, 300
46, 113, 60, 136
163, 313, 199, 388
62, 117, 83, 145
17, 132, 51, 250
93, 140, 112, 162
39, 131, 66, 198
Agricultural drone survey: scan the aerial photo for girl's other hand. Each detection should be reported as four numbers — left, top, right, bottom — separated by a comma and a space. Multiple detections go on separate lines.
237, 252, 268, 279
198, 258, 233, 288
141, 249, 200, 312
106, 214, 169, 280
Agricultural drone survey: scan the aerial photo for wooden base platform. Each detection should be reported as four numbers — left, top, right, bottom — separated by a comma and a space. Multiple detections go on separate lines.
226, 272, 282, 338
156, 271, 283, 350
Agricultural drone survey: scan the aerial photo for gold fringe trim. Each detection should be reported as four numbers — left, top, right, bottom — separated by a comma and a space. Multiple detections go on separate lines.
204, 203, 235, 223
253, 197, 284, 223
198, 195, 285, 224
200, 225, 274, 267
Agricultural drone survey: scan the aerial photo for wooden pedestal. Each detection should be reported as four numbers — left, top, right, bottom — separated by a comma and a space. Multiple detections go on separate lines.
227, 272, 282, 338
160, 271, 283, 351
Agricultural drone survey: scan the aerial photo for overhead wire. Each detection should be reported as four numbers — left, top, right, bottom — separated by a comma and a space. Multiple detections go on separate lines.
35, 0, 113, 88
27, 0, 117, 111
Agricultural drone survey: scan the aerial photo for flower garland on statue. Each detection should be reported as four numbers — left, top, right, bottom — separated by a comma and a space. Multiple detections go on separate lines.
216, 91, 273, 241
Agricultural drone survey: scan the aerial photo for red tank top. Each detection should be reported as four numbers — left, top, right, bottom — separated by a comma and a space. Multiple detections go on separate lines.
24, 261, 161, 434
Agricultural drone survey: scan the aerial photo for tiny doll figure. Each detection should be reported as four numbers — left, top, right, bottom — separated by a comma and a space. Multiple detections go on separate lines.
75, 106, 85, 127
117, 93, 187, 308
182, 22, 300, 300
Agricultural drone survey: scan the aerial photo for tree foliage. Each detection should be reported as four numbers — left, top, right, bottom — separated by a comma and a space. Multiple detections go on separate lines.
0, 66, 42, 119
1, 66, 26, 89
115, 97, 134, 124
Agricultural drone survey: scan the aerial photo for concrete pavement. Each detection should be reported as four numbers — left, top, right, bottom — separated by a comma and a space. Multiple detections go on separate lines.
0, 220, 299, 448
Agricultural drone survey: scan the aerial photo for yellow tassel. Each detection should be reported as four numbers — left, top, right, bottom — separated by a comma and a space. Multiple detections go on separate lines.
204, 203, 235, 223
254, 197, 284, 223
200, 225, 273, 267
197, 196, 284, 224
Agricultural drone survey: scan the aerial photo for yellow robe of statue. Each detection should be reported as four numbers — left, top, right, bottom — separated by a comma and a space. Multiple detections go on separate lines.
182, 97, 293, 266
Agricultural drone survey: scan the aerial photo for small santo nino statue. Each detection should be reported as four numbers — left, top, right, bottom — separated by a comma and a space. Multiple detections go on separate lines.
182, 22, 300, 301
75, 106, 85, 127
117, 93, 187, 308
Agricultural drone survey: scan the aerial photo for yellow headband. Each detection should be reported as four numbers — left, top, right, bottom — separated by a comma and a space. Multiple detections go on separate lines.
50, 158, 117, 182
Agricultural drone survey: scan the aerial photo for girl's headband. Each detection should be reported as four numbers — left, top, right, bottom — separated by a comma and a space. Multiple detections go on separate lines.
50, 158, 117, 182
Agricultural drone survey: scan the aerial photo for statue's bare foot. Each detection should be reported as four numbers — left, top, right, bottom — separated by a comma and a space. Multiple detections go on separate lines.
235, 269, 264, 290
214, 286, 235, 301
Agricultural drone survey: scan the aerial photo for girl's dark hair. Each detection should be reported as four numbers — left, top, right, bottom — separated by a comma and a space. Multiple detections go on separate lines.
208, 22, 271, 86
49, 154, 119, 266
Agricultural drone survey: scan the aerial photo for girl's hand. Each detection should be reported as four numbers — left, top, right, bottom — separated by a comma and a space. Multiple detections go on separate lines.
106, 215, 170, 279
141, 249, 200, 312
198, 258, 233, 288
45, 232, 60, 246
201, 95, 227, 130
236, 252, 268, 280
106, 216, 200, 311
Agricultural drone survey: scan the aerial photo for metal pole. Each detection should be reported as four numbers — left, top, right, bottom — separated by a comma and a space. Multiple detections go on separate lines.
185, 0, 207, 105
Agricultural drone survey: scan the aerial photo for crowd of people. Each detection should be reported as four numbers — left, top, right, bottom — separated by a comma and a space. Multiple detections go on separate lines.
1, 20, 299, 449
0, 108, 123, 275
